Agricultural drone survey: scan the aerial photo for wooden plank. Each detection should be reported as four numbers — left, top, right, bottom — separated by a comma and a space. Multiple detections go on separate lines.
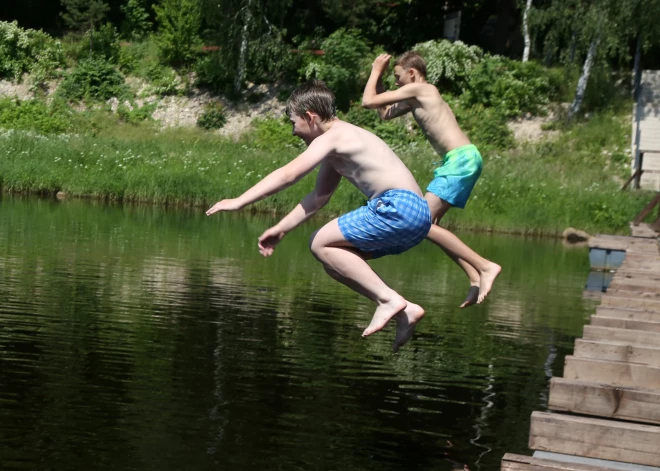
528, 411, 660, 466
596, 306, 660, 322
608, 280, 660, 293
606, 289, 660, 300
583, 325, 660, 347
548, 377, 660, 425
590, 315, 660, 333
563, 355, 660, 388
600, 296, 660, 311
501, 453, 624, 471
574, 338, 660, 367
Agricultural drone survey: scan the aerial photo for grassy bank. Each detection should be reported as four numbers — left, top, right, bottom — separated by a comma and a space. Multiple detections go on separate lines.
0, 109, 653, 236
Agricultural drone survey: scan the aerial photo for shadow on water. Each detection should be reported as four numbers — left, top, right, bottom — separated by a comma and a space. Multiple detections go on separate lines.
0, 195, 596, 471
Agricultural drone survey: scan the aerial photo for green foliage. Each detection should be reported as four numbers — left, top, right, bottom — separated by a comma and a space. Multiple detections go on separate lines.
77, 22, 121, 63
413, 39, 484, 94
58, 58, 127, 102
196, 102, 226, 130
0, 98, 72, 134
117, 101, 157, 124
121, 0, 152, 40
304, 29, 372, 110
60, 0, 109, 33
450, 101, 515, 151
246, 33, 303, 85
194, 51, 233, 95
143, 63, 181, 96
245, 117, 305, 150
462, 56, 557, 118
0, 21, 65, 86
153, 0, 202, 67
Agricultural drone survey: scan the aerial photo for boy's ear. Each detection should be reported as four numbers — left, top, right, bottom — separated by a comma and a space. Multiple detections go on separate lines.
304, 111, 315, 124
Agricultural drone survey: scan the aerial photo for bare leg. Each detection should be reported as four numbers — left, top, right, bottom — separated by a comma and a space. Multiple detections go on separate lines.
310, 219, 408, 336
393, 302, 425, 353
425, 193, 502, 306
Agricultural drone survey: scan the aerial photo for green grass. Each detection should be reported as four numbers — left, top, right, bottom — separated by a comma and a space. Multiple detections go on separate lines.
0, 106, 653, 236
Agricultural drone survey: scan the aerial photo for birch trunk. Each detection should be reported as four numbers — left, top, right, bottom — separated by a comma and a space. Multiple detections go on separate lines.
632, 34, 642, 100
234, 0, 252, 95
522, 0, 532, 62
568, 35, 600, 121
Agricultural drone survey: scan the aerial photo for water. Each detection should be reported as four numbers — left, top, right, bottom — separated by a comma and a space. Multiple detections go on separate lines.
0, 195, 596, 471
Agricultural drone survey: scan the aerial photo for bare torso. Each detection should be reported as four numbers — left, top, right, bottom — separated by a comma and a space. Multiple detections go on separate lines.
321, 120, 422, 200
406, 83, 471, 156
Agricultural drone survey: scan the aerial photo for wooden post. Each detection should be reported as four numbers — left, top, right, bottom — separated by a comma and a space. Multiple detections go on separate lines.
633, 192, 660, 225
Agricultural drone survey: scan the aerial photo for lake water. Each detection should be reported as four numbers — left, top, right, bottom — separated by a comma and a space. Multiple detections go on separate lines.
0, 195, 597, 471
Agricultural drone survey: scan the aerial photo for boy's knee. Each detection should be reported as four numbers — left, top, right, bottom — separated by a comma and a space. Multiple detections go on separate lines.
308, 229, 323, 258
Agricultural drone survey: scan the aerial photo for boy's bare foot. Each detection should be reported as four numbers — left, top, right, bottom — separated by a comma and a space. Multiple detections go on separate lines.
392, 303, 425, 352
362, 294, 407, 337
477, 263, 502, 304
459, 285, 480, 308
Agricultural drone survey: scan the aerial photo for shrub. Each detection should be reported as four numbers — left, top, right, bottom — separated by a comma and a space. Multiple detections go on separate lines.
0, 21, 65, 87
412, 39, 484, 94
143, 63, 180, 96
58, 58, 127, 102
197, 102, 226, 130
194, 51, 233, 95
0, 98, 72, 134
76, 22, 121, 63
121, 0, 151, 40
304, 29, 373, 111
462, 56, 555, 118
117, 101, 156, 124
246, 33, 303, 85
245, 117, 304, 150
153, 0, 202, 67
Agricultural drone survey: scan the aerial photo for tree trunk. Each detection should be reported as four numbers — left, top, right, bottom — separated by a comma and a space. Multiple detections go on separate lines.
522, 0, 532, 62
568, 35, 600, 121
632, 34, 642, 101
234, 0, 252, 95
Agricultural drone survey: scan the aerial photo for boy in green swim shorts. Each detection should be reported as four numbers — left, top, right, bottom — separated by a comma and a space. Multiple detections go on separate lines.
362, 51, 501, 307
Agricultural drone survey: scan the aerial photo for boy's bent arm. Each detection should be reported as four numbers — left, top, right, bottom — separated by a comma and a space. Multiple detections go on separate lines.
362, 79, 415, 121
269, 162, 342, 234
206, 137, 334, 215
257, 163, 342, 256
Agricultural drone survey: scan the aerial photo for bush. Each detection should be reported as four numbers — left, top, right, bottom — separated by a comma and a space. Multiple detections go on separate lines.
413, 39, 484, 94
304, 29, 373, 111
117, 101, 156, 124
0, 98, 72, 134
143, 63, 180, 96
153, 0, 202, 66
246, 33, 302, 85
77, 23, 121, 64
462, 56, 556, 118
121, 0, 151, 40
197, 102, 226, 130
195, 51, 233, 95
0, 21, 65, 87
244, 117, 304, 150
58, 58, 127, 102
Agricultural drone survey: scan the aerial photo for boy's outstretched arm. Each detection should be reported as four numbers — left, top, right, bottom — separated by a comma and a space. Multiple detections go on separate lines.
258, 162, 342, 257
362, 54, 414, 120
206, 137, 334, 216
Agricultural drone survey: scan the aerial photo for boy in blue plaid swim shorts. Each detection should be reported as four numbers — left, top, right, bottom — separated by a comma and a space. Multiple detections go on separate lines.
363, 51, 501, 307
207, 80, 431, 352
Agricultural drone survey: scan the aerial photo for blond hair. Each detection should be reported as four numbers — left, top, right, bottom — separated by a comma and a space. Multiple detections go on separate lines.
394, 51, 427, 78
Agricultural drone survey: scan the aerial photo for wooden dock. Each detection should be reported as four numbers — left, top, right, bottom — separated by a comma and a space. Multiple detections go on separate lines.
502, 233, 660, 471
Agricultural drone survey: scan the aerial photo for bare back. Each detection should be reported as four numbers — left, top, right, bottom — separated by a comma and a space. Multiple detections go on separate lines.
406, 83, 471, 156
321, 120, 422, 200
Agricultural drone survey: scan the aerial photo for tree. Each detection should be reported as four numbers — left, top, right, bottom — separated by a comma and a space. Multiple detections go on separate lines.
153, 0, 202, 67
121, 0, 152, 40
60, 0, 109, 51
521, 0, 533, 62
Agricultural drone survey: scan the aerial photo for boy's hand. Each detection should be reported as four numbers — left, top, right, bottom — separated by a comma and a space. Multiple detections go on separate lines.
371, 54, 392, 76
206, 198, 243, 215
258, 226, 286, 257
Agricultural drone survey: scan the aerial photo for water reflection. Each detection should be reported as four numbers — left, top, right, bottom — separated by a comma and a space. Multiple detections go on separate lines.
0, 195, 595, 470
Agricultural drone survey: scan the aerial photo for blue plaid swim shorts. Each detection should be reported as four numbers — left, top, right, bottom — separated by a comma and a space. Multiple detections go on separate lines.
338, 189, 431, 259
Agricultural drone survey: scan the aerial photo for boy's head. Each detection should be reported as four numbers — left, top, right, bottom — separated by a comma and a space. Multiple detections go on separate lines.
286, 79, 337, 123
286, 79, 337, 144
393, 51, 427, 87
